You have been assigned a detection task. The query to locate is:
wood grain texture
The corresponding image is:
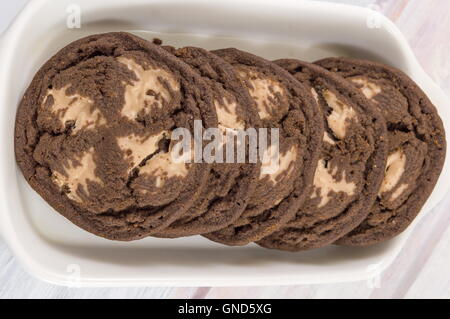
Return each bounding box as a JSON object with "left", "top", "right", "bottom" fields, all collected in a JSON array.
[{"left": 0, "top": 0, "right": 449, "bottom": 299}]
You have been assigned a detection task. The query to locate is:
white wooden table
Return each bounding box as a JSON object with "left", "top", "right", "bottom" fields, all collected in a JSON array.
[{"left": 1, "top": 0, "right": 449, "bottom": 299}]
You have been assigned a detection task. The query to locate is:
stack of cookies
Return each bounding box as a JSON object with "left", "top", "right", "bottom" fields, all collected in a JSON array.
[{"left": 15, "top": 32, "right": 446, "bottom": 251}]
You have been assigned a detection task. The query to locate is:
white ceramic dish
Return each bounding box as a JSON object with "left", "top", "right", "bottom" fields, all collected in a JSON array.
[{"left": 0, "top": 0, "right": 449, "bottom": 287}]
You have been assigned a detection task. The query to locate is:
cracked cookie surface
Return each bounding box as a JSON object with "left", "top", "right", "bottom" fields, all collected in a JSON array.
[
  {"left": 203, "top": 49, "right": 324, "bottom": 246},
  {"left": 316, "top": 57, "right": 446, "bottom": 246},
  {"left": 154, "top": 46, "right": 261, "bottom": 237},
  {"left": 15, "top": 32, "right": 217, "bottom": 241},
  {"left": 258, "top": 60, "right": 388, "bottom": 251}
]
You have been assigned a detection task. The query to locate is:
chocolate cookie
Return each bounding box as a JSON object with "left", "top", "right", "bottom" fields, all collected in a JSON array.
[
  {"left": 258, "top": 59, "right": 388, "bottom": 251},
  {"left": 316, "top": 57, "right": 446, "bottom": 246},
  {"left": 204, "top": 48, "right": 324, "bottom": 246},
  {"left": 154, "top": 46, "right": 261, "bottom": 237},
  {"left": 15, "top": 32, "right": 218, "bottom": 241}
]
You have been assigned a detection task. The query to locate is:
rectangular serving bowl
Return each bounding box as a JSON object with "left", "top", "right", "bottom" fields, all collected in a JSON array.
[{"left": 0, "top": 0, "right": 449, "bottom": 287}]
